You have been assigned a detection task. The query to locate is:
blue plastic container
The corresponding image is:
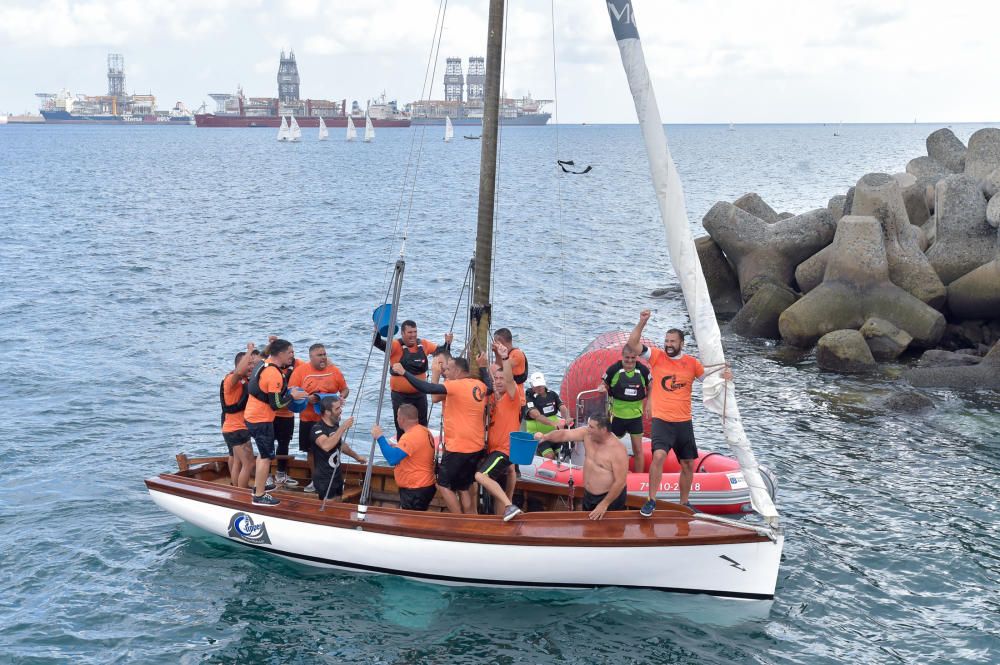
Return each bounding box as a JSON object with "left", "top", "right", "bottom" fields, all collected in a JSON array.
[
  {"left": 312, "top": 392, "right": 341, "bottom": 415},
  {"left": 288, "top": 386, "right": 309, "bottom": 413},
  {"left": 508, "top": 431, "right": 538, "bottom": 465},
  {"left": 373, "top": 304, "right": 399, "bottom": 338}
]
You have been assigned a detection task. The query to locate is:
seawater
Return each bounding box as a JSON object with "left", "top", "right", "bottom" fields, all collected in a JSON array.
[{"left": 0, "top": 122, "right": 997, "bottom": 664}]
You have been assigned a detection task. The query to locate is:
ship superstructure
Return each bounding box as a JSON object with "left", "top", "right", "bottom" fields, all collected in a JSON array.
[
  {"left": 36, "top": 54, "right": 195, "bottom": 125},
  {"left": 196, "top": 50, "right": 410, "bottom": 128},
  {"left": 407, "top": 56, "right": 551, "bottom": 126}
]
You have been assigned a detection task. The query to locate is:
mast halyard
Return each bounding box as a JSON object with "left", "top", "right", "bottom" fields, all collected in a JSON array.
[{"left": 469, "top": 0, "right": 505, "bottom": 369}]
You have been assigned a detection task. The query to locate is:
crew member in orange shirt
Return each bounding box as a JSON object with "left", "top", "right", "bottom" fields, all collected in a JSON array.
[
  {"left": 220, "top": 343, "right": 259, "bottom": 489},
  {"left": 244, "top": 339, "right": 307, "bottom": 506},
  {"left": 374, "top": 319, "right": 453, "bottom": 438},
  {"left": 289, "top": 343, "right": 349, "bottom": 491},
  {"left": 493, "top": 328, "right": 528, "bottom": 396},
  {"left": 626, "top": 310, "right": 730, "bottom": 517},
  {"left": 474, "top": 341, "right": 525, "bottom": 521},
  {"left": 269, "top": 340, "right": 305, "bottom": 489},
  {"left": 392, "top": 353, "right": 489, "bottom": 514},
  {"left": 371, "top": 404, "right": 438, "bottom": 511}
]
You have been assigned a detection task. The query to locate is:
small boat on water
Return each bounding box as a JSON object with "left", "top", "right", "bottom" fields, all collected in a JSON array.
[
  {"left": 318, "top": 116, "right": 329, "bottom": 141},
  {"left": 464, "top": 134, "right": 481, "bottom": 140},
  {"left": 276, "top": 116, "right": 289, "bottom": 141},
  {"left": 363, "top": 114, "right": 375, "bottom": 142},
  {"left": 346, "top": 115, "right": 357, "bottom": 142},
  {"left": 444, "top": 116, "right": 454, "bottom": 142}
]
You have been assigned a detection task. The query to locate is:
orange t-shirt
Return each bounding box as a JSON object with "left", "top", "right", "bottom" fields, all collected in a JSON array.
[
  {"left": 221, "top": 372, "right": 248, "bottom": 433},
  {"left": 441, "top": 377, "right": 488, "bottom": 453},
  {"left": 644, "top": 347, "right": 704, "bottom": 422},
  {"left": 244, "top": 364, "right": 285, "bottom": 424},
  {"left": 289, "top": 362, "right": 348, "bottom": 423},
  {"left": 394, "top": 424, "right": 437, "bottom": 489},
  {"left": 508, "top": 347, "right": 528, "bottom": 398},
  {"left": 387, "top": 338, "right": 439, "bottom": 393},
  {"left": 487, "top": 388, "right": 525, "bottom": 455},
  {"left": 274, "top": 358, "right": 303, "bottom": 418}
]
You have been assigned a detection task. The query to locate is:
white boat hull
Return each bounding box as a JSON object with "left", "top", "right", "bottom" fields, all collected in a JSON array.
[{"left": 150, "top": 488, "right": 783, "bottom": 598}]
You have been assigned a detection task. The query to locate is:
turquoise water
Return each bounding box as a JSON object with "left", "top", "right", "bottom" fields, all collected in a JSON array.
[{"left": 1, "top": 122, "right": 997, "bottom": 664}]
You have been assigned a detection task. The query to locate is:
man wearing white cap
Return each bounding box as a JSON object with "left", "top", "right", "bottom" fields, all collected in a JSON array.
[{"left": 524, "top": 371, "right": 573, "bottom": 459}]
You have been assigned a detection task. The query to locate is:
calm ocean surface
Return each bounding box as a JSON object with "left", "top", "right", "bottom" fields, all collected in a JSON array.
[{"left": 1, "top": 122, "right": 997, "bottom": 664}]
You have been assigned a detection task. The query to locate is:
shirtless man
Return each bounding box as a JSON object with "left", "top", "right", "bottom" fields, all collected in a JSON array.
[{"left": 534, "top": 414, "right": 628, "bottom": 520}]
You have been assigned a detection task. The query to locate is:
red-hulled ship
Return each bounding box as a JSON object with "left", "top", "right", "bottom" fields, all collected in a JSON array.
[{"left": 195, "top": 50, "right": 410, "bottom": 128}]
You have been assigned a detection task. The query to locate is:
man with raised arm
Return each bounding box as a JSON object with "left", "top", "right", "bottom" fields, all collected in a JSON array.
[
  {"left": 244, "top": 339, "right": 308, "bottom": 506},
  {"left": 534, "top": 414, "right": 628, "bottom": 520},
  {"left": 391, "top": 353, "right": 491, "bottom": 515},
  {"left": 221, "top": 343, "right": 261, "bottom": 489},
  {"left": 492, "top": 328, "right": 529, "bottom": 394},
  {"left": 371, "top": 403, "right": 437, "bottom": 511},
  {"left": 626, "top": 310, "right": 729, "bottom": 517},
  {"left": 473, "top": 341, "right": 524, "bottom": 521},
  {"left": 374, "top": 319, "right": 453, "bottom": 438}
]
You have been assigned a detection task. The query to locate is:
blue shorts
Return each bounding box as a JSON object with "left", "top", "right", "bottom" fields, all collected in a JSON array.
[{"left": 247, "top": 421, "right": 276, "bottom": 459}]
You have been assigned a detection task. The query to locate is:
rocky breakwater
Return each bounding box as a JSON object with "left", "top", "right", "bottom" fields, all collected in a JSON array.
[{"left": 691, "top": 127, "right": 1000, "bottom": 386}]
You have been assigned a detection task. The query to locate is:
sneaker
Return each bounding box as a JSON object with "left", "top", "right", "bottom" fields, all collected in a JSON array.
[
  {"left": 276, "top": 472, "right": 299, "bottom": 488},
  {"left": 303, "top": 481, "right": 316, "bottom": 493},
  {"left": 264, "top": 476, "right": 277, "bottom": 492},
  {"left": 639, "top": 499, "right": 656, "bottom": 518},
  {"left": 252, "top": 493, "right": 280, "bottom": 506},
  {"left": 683, "top": 501, "right": 698, "bottom": 512},
  {"left": 503, "top": 505, "right": 523, "bottom": 522}
]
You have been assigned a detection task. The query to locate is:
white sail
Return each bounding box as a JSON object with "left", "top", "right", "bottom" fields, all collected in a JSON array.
[
  {"left": 364, "top": 114, "right": 375, "bottom": 142},
  {"left": 318, "top": 116, "right": 329, "bottom": 141},
  {"left": 277, "top": 115, "right": 289, "bottom": 141},
  {"left": 346, "top": 116, "right": 357, "bottom": 141},
  {"left": 289, "top": 115, "right": 302, "bottom": 142},
  {"left": 444, "top": 115, "right": 454, "bottom": 142},
  {"left": 606, "top": 0, "right": 778, "bottom": 524}
]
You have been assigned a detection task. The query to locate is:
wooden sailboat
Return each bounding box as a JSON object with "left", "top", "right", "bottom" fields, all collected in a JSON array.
[{"left": 146, "top": 0, "right": 783, "bottom": 599}]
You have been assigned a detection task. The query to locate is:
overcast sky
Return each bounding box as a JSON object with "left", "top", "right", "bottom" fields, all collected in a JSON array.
[{"left": 1, "top": 0, "right": 998, "bottom": 123}]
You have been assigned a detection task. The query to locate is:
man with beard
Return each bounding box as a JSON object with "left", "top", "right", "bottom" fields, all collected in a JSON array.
[
  {"left": 221, "top": 343, "right": 260, "bottom": 489},
  {"left": 626, "top": 310, "right": 728, "bottom": 517},
  {"left": 289, "top": 343, "right": 350, "bottom": 492}
]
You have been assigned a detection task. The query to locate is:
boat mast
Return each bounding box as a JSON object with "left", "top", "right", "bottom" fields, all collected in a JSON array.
[{"left": 469, "top": 0, "right": 505, "bottom": 368}]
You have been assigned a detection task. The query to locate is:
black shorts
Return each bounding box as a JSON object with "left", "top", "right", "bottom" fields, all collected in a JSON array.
[
  {"left": 298, "top": 420, "right": 316, "bottom": 452},
  {"left": 651, "top": 419, "right": 698, "bottom": 460},
  {"left": 313, "top": 473, "right": 344, "bottom": 499},
  {"left": 223, "top": 429, "right": 251, "bottom": 454},
  {"left": 610, "top": 415, "right": 644, "bottom": 437},
  {"left": 247, "top": 421, "right": 276, "bottom": 459},
  {"left": 535, "top": 441, "right": 565, "bottom": 458},
  {"left": 274, "top": 415, "right": 294, "bottom": 445},
  {"left": 437, "top": 450, "right": 483, "bottom": 491},
  {"left": 583, "top": 488, "right": 628, "bottom": 512},
  {"left": 399, "top": 485, "right": 436, "bottom": 511},
  {"left": 478, "top": 451, "right": 511, "bottom": 485}
]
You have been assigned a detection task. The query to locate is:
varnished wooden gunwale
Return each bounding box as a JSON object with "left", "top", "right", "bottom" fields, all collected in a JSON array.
[{"left": 147, "top": 460, "right": 768, "bottom": 548}]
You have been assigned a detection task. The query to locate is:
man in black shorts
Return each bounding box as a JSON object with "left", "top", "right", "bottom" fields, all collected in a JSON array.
[{"left": 600, "top": 345, "right": 651, "bottom": 473}]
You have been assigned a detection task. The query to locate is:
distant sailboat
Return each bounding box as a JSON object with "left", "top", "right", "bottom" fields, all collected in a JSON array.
[
  {"left": 318, "top": 116, "right": 328, "bottom": 141},
  {"left": 289, "top": 115, "right": 302, "bottom": 142},
  {"left": 277, "top": 116, "right": 290, "bottom": 141},
  {"left": 364, "top": 114, "right": 375, "bottom": 143},
  {"left": 833, "top": 121, "right": 842, "bottom": 137},
  {"left": 728, "top": 122, "right": 735, "bottom": 131},
  {"left": 346, "top": 116, "right": 357, "bottom": 142},
  {"left": 444, "top": 116, "right": 454, "bottom": 142}
]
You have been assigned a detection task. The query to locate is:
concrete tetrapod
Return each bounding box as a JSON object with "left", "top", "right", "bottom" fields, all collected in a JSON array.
[
  {"left": 904, "top": 341, "right": 1000, "bottom": 389},
  {"left": 947, "top": 249, "right": 1000, "bottom": 320},
  {"left": 778, "top": 216, "right": 946, "bottom": 348},
  {"left": 850, "top": 173, "right": 946, "bottom": 308},
  {"left": 926, "top": 128, "right": 966, "bottom": 174},
  {"left": 926, "top": 174, "right": 994, "bottom": 284},
  {"left": 702, "top": 202, "right": 836, "bottom": 301},
  {"left": 964, "top": 128, "right": 1000, "bottom": 181},
  {"left": 733, "top": 193, "right": 780, "bottom": 223},
  {"left": 695, "top": 235, "right": 742, "bottom": 316}
]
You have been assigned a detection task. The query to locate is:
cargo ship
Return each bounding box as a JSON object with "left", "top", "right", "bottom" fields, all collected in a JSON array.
[
  {"left": 195, "top": 51, "right": 410, "bottom": 128},
  {"left": 36, "top": 54, "right": 195, "bottom": 125},
  {"left": 406, "top": 56, "right": 551, "bottom": 126}
]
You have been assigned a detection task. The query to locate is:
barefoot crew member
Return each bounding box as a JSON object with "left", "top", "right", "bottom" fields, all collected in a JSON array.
[
  {"left": 599, "top": 346, "right": 651, "bottom": 473},
  {"left": 534, "top": 414, "right": 628, "bottom": 520},
  {"left": 244, "top": 339, "right": 307, "bottom": 506},
  {"left": 374, "top": 319, "right": 453, "bottom": 439}
]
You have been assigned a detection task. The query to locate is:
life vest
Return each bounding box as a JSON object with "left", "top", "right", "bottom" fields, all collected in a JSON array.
[
  {"left": 248, "top": 361, "right": 289, "bottom": 409},
  {"left": 399, "top": 339, "right": 430, "bottom": 376},
  {"left": 219, "top": 377, "right": 249, "bottom": 414},
  {"left": 609, "top": 365, "right": 648, "bottom": 402}
]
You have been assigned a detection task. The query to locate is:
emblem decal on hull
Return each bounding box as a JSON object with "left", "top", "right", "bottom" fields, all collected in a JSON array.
[
  {"left": 228, "top": 512, "right": 271, "bottom": 545},
  {"left": 719, "top": 555, "right": 746, "bottom": 572}
]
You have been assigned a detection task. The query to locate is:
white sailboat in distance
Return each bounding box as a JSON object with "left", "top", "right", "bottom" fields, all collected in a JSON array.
[
  {"left": 444, "top": 115, "right": 454, "bottom": 142},
  {"left": 289, "top": 115, "right": 302, "bottom": 142},
  {"left": 318, "top": 116, "right": 329, "bottom": 141},
  {"left": 276, "top": 116, "right": 290, "bottom": 141},
  {"left": 346, "top": 116, "right": 357, "bottom": 142},
  {"left": 364, "top": 114, "right": 375, "bottom": 143}
]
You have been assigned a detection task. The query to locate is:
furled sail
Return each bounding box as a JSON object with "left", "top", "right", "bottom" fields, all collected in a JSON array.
[{"left": 606, "top": 0, "right": 778, "bottom": 523}]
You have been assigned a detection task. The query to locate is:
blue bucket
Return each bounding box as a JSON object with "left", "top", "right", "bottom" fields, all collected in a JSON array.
[
  {"left": 312, "top": 392, "right": 341, "bottom": 415},
  {"left": 508, "top": 431, "right": 537, "bottom": 465},
  {"left": 373, "top": 304, "right": 399, "bottom": 338}
]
